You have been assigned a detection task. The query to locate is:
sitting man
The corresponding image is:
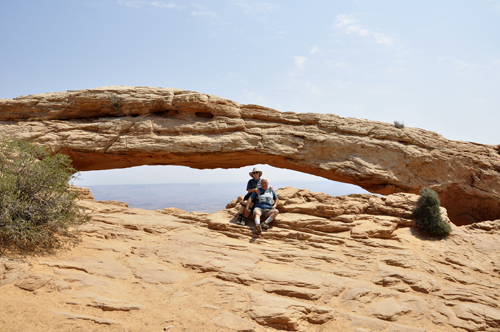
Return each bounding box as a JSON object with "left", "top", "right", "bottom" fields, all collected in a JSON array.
[{"left": 245, "top": 178, "right": 279, "bottom": 233}]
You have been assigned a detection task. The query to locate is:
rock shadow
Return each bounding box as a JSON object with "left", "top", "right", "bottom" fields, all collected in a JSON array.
[
  {"left": 409, "top": 227, "right": 450, "bottom": 242},
  {"left": 227, "top": 215, "right": 266, "bottom": 243}
]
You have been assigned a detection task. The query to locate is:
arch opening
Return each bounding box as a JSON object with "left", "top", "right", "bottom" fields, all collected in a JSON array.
[{"left": 73, "top": 165, "right": 371, "bottom": 213}]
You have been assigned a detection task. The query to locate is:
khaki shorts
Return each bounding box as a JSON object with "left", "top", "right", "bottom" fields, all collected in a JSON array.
[{"left": 253, "top": 207, "right": 278, "bottom": 219}]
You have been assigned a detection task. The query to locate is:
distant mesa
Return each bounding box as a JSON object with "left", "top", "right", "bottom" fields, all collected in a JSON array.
[{"left": 1, "top": 86, "right": 500, "bottom": 225}]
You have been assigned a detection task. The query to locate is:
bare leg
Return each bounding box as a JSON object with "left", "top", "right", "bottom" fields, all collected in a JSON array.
[
  {"left": 243, "top": 202, "right": 254, "bottom": 218},
  {"left": 262, "top": 210, "right": 279, "bottom": 229},
  {"left": 267, "top": 210, "right": 279, "bottom": 220},
  {"left": 254, "top": 210, "right": 262, "bottom": 233},
  {"left": 238, "top": 201, "right": 247, "bottom": 215},
  {"left": 237, "top": 201, "right": 249, "bottom": 224}
]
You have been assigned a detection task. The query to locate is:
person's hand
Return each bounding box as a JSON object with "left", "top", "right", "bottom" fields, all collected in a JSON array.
[{"left": 270, "top": 186, "right": 273, "bottom": 191}]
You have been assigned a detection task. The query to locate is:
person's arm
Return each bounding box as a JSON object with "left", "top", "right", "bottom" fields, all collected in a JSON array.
[{"left": 272, "top": 191, "right": 279, "bottom": 208}]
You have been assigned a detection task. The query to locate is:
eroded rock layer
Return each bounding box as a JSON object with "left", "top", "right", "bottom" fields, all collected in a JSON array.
[
  {"left": 1, "top": 188, "right": 500, "bottom": 332},
  {"left": 1, "top": 86, "right": 500, "bottom": 225}
]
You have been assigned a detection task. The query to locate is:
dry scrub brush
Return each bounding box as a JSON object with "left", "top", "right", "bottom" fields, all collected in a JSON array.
[
  {"left": 0, "top": 138, "right": 90, "bottom": 252},
  {"left": 412, "top": 187, "right": 451, "bottom": 237}
]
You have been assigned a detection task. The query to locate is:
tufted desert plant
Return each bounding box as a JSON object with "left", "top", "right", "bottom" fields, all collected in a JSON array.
[
  {"left": 108, "top": 92, "right": 121, "bottom": 110},
  {"left": 412, "top": 187, "right": 451, "bottom": 237},
  {"left": 394, "top": 120, "right": 405, "bottom": 129},
  {"left": 0, "top": 138, "right": 90, "bottom": 252}
]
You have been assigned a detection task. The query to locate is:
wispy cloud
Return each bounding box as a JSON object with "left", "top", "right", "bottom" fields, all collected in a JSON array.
[
  {"left": 117, "top": 1, "right": 142, "bottom": 8},
  {"left": 373, "top": 33, "right": 393, "bottom": 46},
  {"left": 335, "top": 14, "right": 357, "bottom": 27},
  {"left": 325, "top": 60, "right": 350, "bottom": 69},
  {"left": 335, "top": 14, "right": 395, "bottom": 46},
  {"left": 189, "top": 4, "right": 226, "bottom": 25},
  {"left": 233, "top": 0, "right": 274, "bottom": 14},
  {"left": 191, "top": 5, "right": 218, "bottom": 18},
  {"left": 453, "top": 60, "right": 476, "bottom": 69},
  {"left": 245, "top": 91, "right": 272, "bottom": 105},
  {"left": 117, "top": 0, "right": 183, "bottom": 9},
  {"left": 309, "top": 46, "right": 320, "bottom": 54},
  {"left": 150, "top": 1, "right": 182, "bottom": 8},
  {"left": 440, "top": 57, "right": 478, "bottom": 70},
  {"left": 303, "top": 81, "right": 323, "bottom": 96},
  {"left": 488, "top": 0, "right": 500, "bottom": 12},
  {"left": 293, "top": 56, "right": 307, "bottom": 69}
]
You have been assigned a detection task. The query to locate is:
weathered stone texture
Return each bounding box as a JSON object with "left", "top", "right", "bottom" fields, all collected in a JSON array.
[
  {"left": 2, "top": 86, "right": 500, "bottom": 225},
  {"left": 2, "top": 189, "right": 500, "bottom": 331}
]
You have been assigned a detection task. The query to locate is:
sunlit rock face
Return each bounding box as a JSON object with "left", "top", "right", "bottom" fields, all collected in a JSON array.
[
  {"left": 2, "top": 188, "right": 500, "bottom": 332},
  {"left": 1, "top": 86, "right": 500, "bottom": 225}
]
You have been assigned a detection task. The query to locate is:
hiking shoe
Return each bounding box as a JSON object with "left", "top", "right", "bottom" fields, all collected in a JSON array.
[
  {"left": 237, "top": 215, "right": 244, "bottom": 225},
  {"left": 262, "top": 222, "right": 269, "bottom": 230},
  {"left": 255, "top": 224, "right": 262, "bottom": 233}
]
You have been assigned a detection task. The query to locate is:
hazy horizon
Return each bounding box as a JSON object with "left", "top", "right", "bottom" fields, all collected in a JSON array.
[{"left": 83, "top": 180, "right": 371, "bottom": 213}]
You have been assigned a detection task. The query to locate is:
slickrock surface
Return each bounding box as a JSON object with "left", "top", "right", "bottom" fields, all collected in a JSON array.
[
  {"left": 1, "top": 187, "right": 500, "bottom": 331},
  {"left": 1, "top": 86, "right": 500, "bottom": 225}
]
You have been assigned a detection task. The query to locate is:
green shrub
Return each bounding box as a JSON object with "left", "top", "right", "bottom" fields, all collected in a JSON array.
[
  {"left": 394, "top": 120, "right": 405, "bottom": 129},
  {"left": 412, "top": 187, "right": 451, "bottom": 237},
  {"left": 0, "top": 138, "right": 90, "bottom": 252},
  {"left": 108, "top": 93, "right": 121, "bottom": 110}
]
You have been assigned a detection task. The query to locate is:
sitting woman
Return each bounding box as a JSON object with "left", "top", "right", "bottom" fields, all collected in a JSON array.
[{"left": 236, "top": 167, "right": 262, "bottom": 225}]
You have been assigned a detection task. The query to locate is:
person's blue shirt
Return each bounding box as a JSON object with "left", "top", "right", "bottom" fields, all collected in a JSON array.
[
  {"left": 247, "top": 178, "right": 261, "bottom": 191},
  {"left": 244, "top": 178, "right": 261, "bottom": 200},
  {"left": 250, "top": 188, "right": 277, "bottom": 209}
]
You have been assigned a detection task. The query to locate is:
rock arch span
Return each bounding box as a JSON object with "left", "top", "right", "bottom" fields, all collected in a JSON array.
[{"left": 1, "top": 86, "right": 500, "bottom": 226}]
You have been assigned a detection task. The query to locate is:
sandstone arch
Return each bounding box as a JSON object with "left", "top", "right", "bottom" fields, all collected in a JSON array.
[{"left": 1, "top": 86, "right": 500, "bottom": 226}]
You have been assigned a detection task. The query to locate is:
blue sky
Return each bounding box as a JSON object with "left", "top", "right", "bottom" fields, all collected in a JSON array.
[{"left": 1, "top": 0, "right": 499, "bottom": 188}]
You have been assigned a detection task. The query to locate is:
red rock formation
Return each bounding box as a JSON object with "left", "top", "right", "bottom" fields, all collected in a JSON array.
[
  {"left": 1, "top": 86, "right": 500, "bottom": 225},
  {"left": 2, "top": 188, "right": 500, "bottom": 331}
]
